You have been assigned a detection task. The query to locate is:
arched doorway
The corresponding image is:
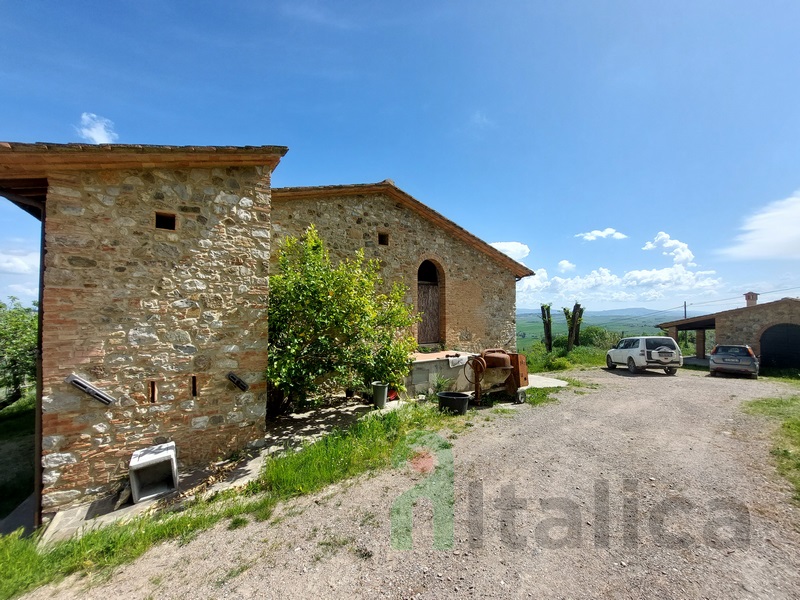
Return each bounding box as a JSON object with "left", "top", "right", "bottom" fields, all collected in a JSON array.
[
  {"left": 417, "top": 260, "right": 441, "bottom": 344},
  {"left": 760, "top": 323, "right": 800, "bottom": 369}
]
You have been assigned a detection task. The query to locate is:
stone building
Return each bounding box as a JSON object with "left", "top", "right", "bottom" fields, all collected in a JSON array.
[
  {"left": 658, "top": 293, "right": 800, "bottom": 367},
  {"left": 272, "top": 181, "right": 534, "bottom": 352},
  {"left": 0, "top": 142, "right": 286, "bottom": 517},
  {"left": 0, "top": 144, "right": 532, "bottom": 520}
]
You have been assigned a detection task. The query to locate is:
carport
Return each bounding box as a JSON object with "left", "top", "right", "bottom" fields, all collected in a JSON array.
[
  {"left": 659, "top": 294, "right": 800, "bottom": 368},
  {"left": 657, "top": 314, "right": 716, "bottom": 360}
]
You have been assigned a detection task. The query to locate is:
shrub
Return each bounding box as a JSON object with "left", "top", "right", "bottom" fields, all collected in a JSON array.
[
  {"left": 546, "top": 356, "right": 572, "bottom": 371},
  {"left": 0, "top": 298, "right": 37, "bottom": 405},
  {"left": 266, "top": 226, "right": 417, "bottom": 413}
]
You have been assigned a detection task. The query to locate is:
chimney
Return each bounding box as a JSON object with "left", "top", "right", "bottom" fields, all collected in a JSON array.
[{"left": 744, "top": 291, "right": 758, "bottom": 307}]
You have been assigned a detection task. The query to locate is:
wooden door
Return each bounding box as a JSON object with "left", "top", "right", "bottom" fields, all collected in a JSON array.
[{"left": 418, "top": 282, "right": 440, "bottom": 344}]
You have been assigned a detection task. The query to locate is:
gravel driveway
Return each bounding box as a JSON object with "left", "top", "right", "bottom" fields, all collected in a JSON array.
[{"left": 27, "top": 368, "right": 800, "bottom": 599}]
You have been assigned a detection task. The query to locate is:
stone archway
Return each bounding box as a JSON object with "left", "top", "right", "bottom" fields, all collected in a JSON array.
[{"left": 760, "top": 323, "right": 800, "bottom": 369}]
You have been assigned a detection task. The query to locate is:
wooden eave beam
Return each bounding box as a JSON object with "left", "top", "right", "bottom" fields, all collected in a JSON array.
[{"left": 0, "top": 143, "right": 288, "bottom": 178}]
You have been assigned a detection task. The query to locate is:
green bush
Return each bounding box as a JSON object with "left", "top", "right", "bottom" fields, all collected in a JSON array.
[
  {"left": 266, "top": 226, "right": 418, "bottom": 412},
  {"left": 546, "top": 356, "right": 572, "bottom": 371},
  {"left": 0, "top": 298, "right": 37, "bottom": 405},
  {"left": 579, "top": 325, "right": 620, "bottom": 349}
]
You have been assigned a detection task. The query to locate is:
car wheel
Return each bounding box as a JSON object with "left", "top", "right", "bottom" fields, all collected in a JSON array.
[
  {"left": 751, "top": 373, "right": 758, "bottom": 380},
  {"left": 665, "top": 367, "right": 677, "bottom": 375},
  {"left": 627, "top": 358, "right": 638, "bottom": 374},
  {"left": 606, "top": 355, "right": 616, "bottom": 370},
  {"left": 709, "top": 369, "right": 717, "bottom": 377}
]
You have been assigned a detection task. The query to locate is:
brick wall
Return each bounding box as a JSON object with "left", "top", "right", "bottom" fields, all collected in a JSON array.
[
  {"left": 271, "top": 191, "right": 518, "bottom": 353},
  {"left": 715, "top": 299, "right": 800, "bottom": 356},
  {"left": 40, "top": 166, "right": 272, "bottom": 510}
]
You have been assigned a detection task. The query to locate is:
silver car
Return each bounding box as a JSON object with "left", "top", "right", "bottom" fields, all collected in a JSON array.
[{"left": 709, "top": 345, "right": 759, "bottom": 379}]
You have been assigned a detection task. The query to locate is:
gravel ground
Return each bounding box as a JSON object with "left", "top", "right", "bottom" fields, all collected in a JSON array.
[{"left": 25, "top": 368, "right": 800, "bottom": 599}]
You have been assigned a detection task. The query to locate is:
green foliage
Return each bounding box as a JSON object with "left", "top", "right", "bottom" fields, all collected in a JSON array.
[
  {"left": 524, "top": 387, "right": 559, "bottom": 406},
  {"left": 0, "top": 390, "right": 35, "bottom": 439},
  {"left": 0, "top": 390, "right": 35, "bottom": 519},
  {"left": 524, "top": 342, "right": 607, "bottom": 373},
  {"left": 579, "top": 325, "right": 620, "bottom": 349},
  {"left": 744, "top": 396, "right": 800, "bottom": 502},
  {"left": 0, "top": 298, "right": 38, "bottom": 405},
  {"left": 266, "top": 226, "right": 418, "bottom": 410}
]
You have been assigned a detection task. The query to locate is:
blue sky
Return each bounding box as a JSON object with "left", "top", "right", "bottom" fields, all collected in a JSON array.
[{"left": 2, "top": 1, "right": 800, "bottom": 313}]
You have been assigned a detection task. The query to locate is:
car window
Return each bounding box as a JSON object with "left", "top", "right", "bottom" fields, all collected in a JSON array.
[
  {"left": 629, "top": 339, "right": 640, "bottom": 349},
  {"left": 645, "top": 338, "right": 676, "bottom": 350}
]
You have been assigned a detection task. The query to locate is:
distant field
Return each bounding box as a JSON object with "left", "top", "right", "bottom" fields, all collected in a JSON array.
[{"left": 516, "top": 311, "right": 663, "bottom": 352}]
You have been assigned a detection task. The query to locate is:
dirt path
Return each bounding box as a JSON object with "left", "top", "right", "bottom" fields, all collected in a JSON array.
[{"left": 26, "top": 369, "right": 800, "bottom": 599}]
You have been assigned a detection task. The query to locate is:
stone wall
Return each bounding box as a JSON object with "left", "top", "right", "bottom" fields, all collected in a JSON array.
[
  {"left": 271, "top": 191, "right": 518, "bottom": 353},
  {"left": 716, "top": 299, "right": 800, "bottom": 356},
  {"left": 40, "top": 166, "right": 272, "bottom": 510}
]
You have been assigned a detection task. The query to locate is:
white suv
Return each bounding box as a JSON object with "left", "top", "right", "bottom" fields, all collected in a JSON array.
[{"left": 606, "top": 336, "right": 683, "bottom": 375}]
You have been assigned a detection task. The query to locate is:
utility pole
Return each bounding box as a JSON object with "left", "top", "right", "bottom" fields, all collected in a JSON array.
[{"left": 683, "top": 301, "right": 688, "bottom": 348}]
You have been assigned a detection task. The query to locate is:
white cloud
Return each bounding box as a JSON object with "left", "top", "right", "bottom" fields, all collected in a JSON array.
[
  {"left": 0, "top": 250, "right": 39, "bottom": 274},
  {"left": 470, "top": 110, "right": 494, "bottom": 129},
  {"left": 557, "top": 259, "right": 576, "bottom": 273},
  {"left": 642, "top": 231, "right": 696, "bottom": 266},
  {"left": 575, "top": 227, "right": 627, "bottom": 241},
  {"left": 490, "top": 241, "right": 530, "bottom": 261},
  {"left": 718, "top": 193, "right": 800, "bottom": 260},
  {"left": 517, "top": 263, "right": 721, "bottom": 308},
  {"left": 8, "top": 283, "right": 39, "bottom": 298},
  {"left": 280, "top": 3, "right": 354, "bottom": 29},
  {"left": 76, "top": 113, "right": 118, "bottom": 144}
]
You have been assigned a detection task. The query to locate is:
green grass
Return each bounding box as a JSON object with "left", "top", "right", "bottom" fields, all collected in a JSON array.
[
  {"left": 744, "top": 396, "right": 800, "bottom": 502},
  {"left": 0, "top": 391, "right": 36, "bottom": 519},
  {"left": 524, "top": 387, "right": 560, "bottom": 406},
  {"left": 0, "top": 391, "right": 35, "bottom": 440},
  {"left": 524, "top": 342, "right": 607, "bottom": 373}
]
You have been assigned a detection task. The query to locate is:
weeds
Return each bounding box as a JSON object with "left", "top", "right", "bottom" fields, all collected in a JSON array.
[
  {"left": 555, "top": 377, "right": 599, "bottom": 389},
  {"left": 525, "top": 343, "right": 606, "bottom": 373},
  {"left": 744, "top": 396, "right": 800, "bottom": 502},
  {"left": 228, "top": 516, "right": 248, "bottom": 530},
  {"left": 525, "top": 387, "right": 560, "bottom": 407}
]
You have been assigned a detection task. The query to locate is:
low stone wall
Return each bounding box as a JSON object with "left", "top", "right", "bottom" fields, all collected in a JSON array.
[{"left": 40, "top": 166, "right": 272, "bottom": 510}]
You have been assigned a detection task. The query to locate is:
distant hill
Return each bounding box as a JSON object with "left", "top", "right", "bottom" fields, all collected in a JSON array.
[
  {"left": 518, "top": 307, "right": 701, "bottom": 320},
  {"left": 514, "top": 306, "right": 702, "bottom": 351}
]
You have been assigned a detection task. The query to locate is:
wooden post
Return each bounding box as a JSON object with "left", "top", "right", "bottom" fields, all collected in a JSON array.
[{"left": 541, "top": 304, "right": 553, "bottom": 352}]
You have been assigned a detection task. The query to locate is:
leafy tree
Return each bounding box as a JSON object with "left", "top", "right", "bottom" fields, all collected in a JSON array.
[
  {"left": 266, "top": 226, "right": 417, "bottom": 415},
  {"left": 0, "top": 297, "right": 38, "bottom": 405},
  {"left": 579, "top": 325, "right": 620, "bottom": 349}
]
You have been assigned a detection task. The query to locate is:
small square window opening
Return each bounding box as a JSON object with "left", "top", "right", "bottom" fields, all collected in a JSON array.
[
  {"left": 155, "top": 212, "right": 176, "bottom": 230},
  {"left": 378, "top": 232, "right": 389, "bottom": 246}
]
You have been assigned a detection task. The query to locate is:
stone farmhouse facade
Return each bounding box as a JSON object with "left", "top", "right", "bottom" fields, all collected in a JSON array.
[
  {"left": 0, "top": 143, "right": 532, "bottom": 519},
  {"left": 659, "top": 293, "right": 800, "bottom": 367},
  {"left": 272, "top": 181, "right": 533, "bottom": 353}
]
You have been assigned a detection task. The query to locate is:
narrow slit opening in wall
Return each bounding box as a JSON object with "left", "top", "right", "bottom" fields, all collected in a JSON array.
[
  {"left": 191, "top": 375, "right": 198, "bottom": 397},
  {"left": 378, "top": 232, "right": 389, "bottom": 246},
  {"left": 149, "top": 380, "right": 158, "bottom": 404},
  {"left": 155, "top": 212, "right": 176, "bottom": 230}
]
